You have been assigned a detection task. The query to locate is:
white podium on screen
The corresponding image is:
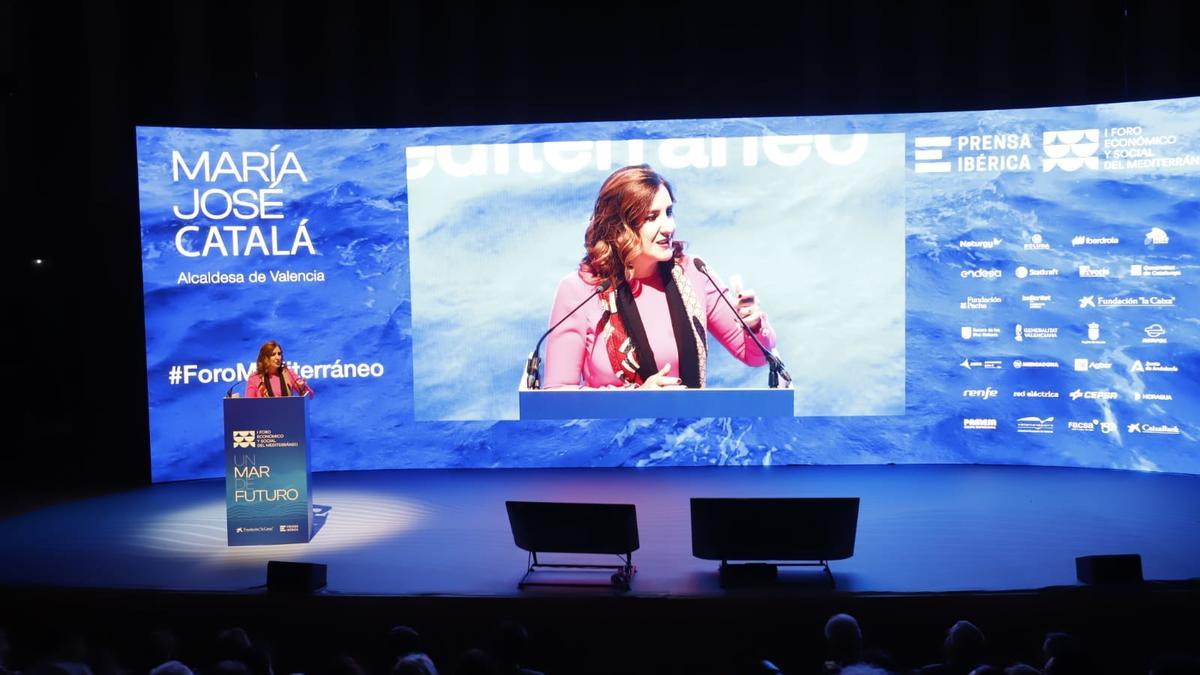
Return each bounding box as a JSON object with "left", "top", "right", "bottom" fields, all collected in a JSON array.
[{"left": 518, "top": 378, "right": 794, "bottom": 420}]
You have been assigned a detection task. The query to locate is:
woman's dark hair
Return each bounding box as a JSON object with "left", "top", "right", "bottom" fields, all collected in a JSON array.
[
  {"left": 581, "top": 164, "right": 683, "bottom": 286},
  {"left": 254, "top": 340, "right": 290, "bottom": 396}
]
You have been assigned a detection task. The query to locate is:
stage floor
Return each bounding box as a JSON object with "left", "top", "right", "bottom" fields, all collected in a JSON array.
[{"left": 2, "top": 464, "right": 1198, "bottom": 596}]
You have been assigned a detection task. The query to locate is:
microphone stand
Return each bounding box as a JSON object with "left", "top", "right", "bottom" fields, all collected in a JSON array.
[
  {"left": 524, "top": 351, "right": 542, "bottom": 391},
  {"left": 693, "top": 259, "right": 792, "bottom": 389},
  {"left": 526, "top": 279, "right": 611, "bottom": 390},
  {"left": 281, "top": 363, "right": 313, "bottom": 398}
]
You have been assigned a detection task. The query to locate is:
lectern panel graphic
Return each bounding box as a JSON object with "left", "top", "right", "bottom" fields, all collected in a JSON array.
[{"left": 223, "top": 397, "right": 313, "bottom": 545}]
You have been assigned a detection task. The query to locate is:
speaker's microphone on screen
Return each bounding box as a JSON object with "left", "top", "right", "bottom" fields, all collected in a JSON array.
[
  {"left": 525, "top": 278, "right": 612, "bottom": 390},
  {"left": 693, "top": 257, "right": 792, "bottom": 387}
]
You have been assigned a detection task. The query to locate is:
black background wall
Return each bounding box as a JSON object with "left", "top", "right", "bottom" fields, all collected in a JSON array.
[{"left": 4, "top": 0, "right": 1198, "bottom": 490}]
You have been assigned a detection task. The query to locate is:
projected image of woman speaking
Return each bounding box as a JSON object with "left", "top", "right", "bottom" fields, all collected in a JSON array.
[{"left": 544, "top": 165, "right": 778, "bottom": 389}]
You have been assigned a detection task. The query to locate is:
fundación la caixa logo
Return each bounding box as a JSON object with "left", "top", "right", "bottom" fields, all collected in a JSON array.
[{"left": 232, "top": 430, "right": 256, "bottom": 448}]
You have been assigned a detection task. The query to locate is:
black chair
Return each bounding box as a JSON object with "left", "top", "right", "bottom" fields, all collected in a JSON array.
[
  {"left": 505, "top": 501, "right": 639, "bottom": 590},
  {"left": 690, "top": 497, "right": 860, "bottom": 587}
]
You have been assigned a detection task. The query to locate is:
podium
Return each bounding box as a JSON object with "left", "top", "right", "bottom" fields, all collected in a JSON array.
[
  {"left": 518, "top": 381, "right": 794, "bottom": 420},
  {"left": 223, "top": 397, "right": 313, "bottom": 546}
]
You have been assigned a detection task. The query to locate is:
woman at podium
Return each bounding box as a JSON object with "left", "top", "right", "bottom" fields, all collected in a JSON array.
[
  {"left": 544, "top": 165, "right": 776, "bottom": 389},
  {"left": 245, "top": 340, "right": 314, "bottom": 398}
]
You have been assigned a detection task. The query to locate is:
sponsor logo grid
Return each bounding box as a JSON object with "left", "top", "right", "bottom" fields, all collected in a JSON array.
[{"left": 940, "top": 125, "right": 1187, "bottom": 436}]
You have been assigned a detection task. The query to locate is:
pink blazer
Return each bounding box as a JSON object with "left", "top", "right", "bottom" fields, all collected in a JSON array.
[
  {"left": 245, "top": 370, "right": 315, "bottom": 399},
  {"left": 544, "top": 258, "right": 777, "bottom": 389}
]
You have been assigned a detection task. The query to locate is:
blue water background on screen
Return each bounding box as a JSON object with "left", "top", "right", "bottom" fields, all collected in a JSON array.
[{"left": 138, "top": 98, "right": 1200, "bottom": 480}]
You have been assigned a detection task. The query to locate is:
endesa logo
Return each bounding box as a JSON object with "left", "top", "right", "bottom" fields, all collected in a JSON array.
[{"left": 961, "top": 268, "right": 1002, "bottom": 279}]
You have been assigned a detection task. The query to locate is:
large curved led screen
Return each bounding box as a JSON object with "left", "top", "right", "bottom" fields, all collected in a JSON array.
[{"left": 138, "top": 97, "right": 1199, "bottom": 481}]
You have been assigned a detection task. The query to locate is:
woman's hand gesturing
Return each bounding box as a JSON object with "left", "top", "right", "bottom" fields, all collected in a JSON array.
[{"left": 640, "top": 363, "right": 684, "bottom": 389}]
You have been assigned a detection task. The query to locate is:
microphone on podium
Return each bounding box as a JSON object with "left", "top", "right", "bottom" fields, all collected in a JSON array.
[
  {"left": 693, "top": 258, "right": 792, "bottom": 389},
  {"left": 281, "top": 364, "right": 314, "bottom": 398},
  {"left": 525, "top": 278, "right": 612, "bottom": 390}
]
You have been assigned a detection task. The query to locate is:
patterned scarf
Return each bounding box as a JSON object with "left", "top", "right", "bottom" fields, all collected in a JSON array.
[{"left": 597, "top": 260, "right": 708, "bottom": 387}]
